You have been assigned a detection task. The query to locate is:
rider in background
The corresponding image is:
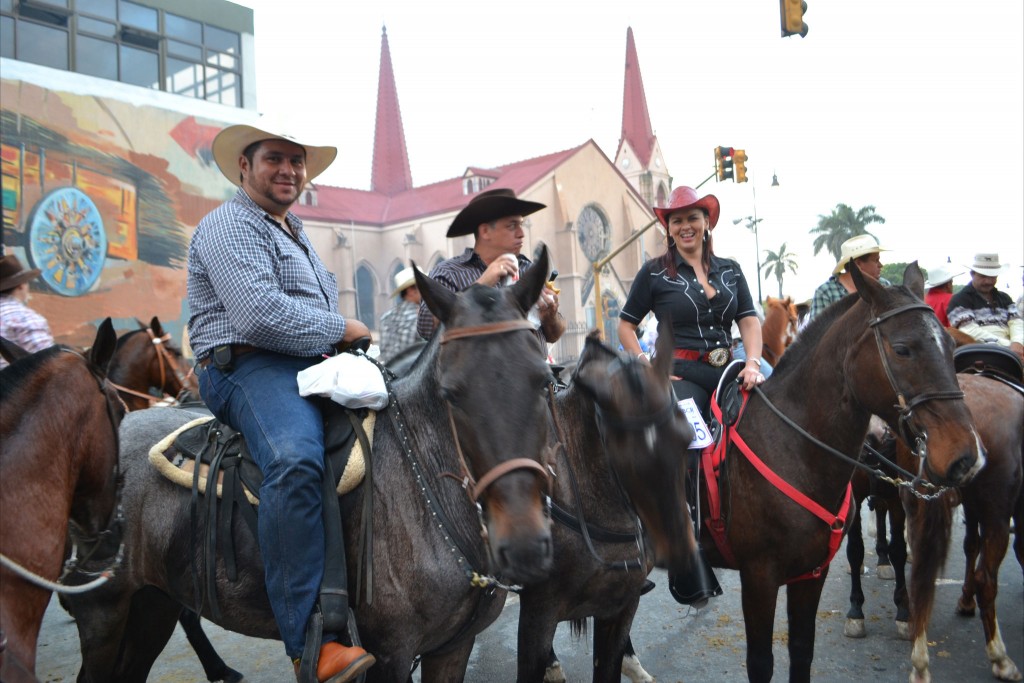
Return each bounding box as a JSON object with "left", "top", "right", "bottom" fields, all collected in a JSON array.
[
  {"left": 0, "top": 254, "right": 53, "bottom": 370},
  {"left": 948, "top": 252, "right": 1024, "bottom": 363},
  {"left": 923, "top": 262, "right": 962, "bottom": 327},
  {"left": 806, "top": 234, "right": 890, "bottom": 326},
  {"left": 378, "top": 265, "right": 423, "bottom": 365}
]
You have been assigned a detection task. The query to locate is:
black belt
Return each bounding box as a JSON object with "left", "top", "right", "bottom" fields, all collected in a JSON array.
[{"left": 198, "top": 344, "right": 259, "bottom": 368}]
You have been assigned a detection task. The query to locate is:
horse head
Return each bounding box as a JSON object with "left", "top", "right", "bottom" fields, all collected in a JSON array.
[
  {"left": 414, "top": 246, "right": 555, "bottom": 584},
  {"left": 110, "top": 318, "right": 197, "bottom": 408},
  {"left": 572, "top": 315, "right": 700, "bottom": 576},
  {"left": 847, "top": 261, "right": 984, "bottom": 486}
]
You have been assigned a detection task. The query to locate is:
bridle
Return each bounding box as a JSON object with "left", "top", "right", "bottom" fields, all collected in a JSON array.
[
  {"left": 0, "top": 348, "right": 126, "bottom": 593},
  {"left": 440, "top": 319, "right": 553, "bottom": 503},
  {"left": 866, "top": 302, "right": 965, "bottom": 462},
  {"left": 108, "top": 328, "right": 193, "bottom": 408}
]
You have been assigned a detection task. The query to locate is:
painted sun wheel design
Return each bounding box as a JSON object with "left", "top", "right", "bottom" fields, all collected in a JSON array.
[
  {"left": 26, "top": 187, "right": 107, "bottom": 297},
  {"left": 577, "top": 205, "right": 610, "bottom": 263}
]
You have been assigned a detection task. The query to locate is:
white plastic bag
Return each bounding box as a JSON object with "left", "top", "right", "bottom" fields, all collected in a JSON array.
[{"left": 296, "top": 353, "right": 389, "bottom": 410}]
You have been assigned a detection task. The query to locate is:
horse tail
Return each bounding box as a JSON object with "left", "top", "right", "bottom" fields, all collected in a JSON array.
[
  {"left": 568, "top": 618, "right": 588, "bottom": 641},
  {"left": 906, "top": 488, "right": 957, "bottom": 640}
]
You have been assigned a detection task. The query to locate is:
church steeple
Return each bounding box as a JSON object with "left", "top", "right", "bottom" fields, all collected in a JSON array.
[
  {"left": 371, "top": 26, "right": 413, "bottom": 196},
  {"left": 619, "top": 26, "right": 654, "bottom": 168},
  {"left": 614, "top": 27, "right": 671, "bottom": 208}
]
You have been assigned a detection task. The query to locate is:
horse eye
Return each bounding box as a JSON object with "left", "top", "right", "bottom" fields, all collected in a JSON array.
[{"left": 892, "top": 343, "right": 911, "bottom": 358}]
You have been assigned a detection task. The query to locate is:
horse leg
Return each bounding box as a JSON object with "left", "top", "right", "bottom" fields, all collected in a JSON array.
[
  {"left": 544, "top": 645, "right": 566, "bottom": 683},
  {"left": 845, "top": 505, "right": 868, "bottom": 638},
  {"left": 515, "top": 594, "right": 560, "bottom": 683},
  {"left": 957, "top": 505, "right": 980, "bottom": 615},
  {"left": 110, "top": 587, "right": 186, "bottom": 683},
  {"left": 178, "top": 609, "right": 245, "bottom": 683},
  {"left": 72, "top": 590, "right": 135, "bottom": 683},
  {"left": 739, "top": 569, "right": 780, "bottom": 683},
  {"left": 620, "top": 636, "right": 654, "bottom": 683},
  {"left": 887, "top": 500, "right": 911, "bottom": 640},
  {"left": 974, "top": 515, "right": 1021, "bottom": 681},
  {"left": 418, "top": 636, "right": 474, "bottom": 683},
  {"left": 592, "top": 604, "right": 637, "bottom": 683},
  {"left": 786, "top": 574, "right": 828, "bottom": 683},
  {"left": 875, "top": 502, "right": 896, "bottom": 580}
]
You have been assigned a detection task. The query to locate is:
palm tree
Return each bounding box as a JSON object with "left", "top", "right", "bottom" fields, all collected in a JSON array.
[
  {"left": 809, "top": 204, "right": 886, "bottom": 260},
  {"left": 762, "top": 243, "right": 799, "bottom": 298}
]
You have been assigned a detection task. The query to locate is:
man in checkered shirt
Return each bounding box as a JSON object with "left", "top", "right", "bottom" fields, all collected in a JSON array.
[
  {"left": 187, "top": 122, "right": 374, "bottom": 682},
  {"left": 0, "top": 254, "right": 53, "bottom": 369}
]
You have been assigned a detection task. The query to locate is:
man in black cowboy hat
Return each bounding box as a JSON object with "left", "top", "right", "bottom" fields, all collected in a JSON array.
[
  {"left": 415, "top": 187, "right": 565, "bottom": 343},
  {"left": 0, "top": 254, "right": 53, "bottom": 369}
]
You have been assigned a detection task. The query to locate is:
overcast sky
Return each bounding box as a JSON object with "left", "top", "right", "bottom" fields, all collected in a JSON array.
[{"left": 231, "top": 0, "right": 1023, "bottom": 302}]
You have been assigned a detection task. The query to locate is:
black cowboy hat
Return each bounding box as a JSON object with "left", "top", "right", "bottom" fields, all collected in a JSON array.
[
  {"left": 446, "top": 188, "right": 546, "bottom": 238},
  {"left": 0, "top": 254, "right": 41, "bottom": 292}
]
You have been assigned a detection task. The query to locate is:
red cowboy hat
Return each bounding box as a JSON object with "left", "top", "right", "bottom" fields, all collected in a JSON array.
[
  {"left": 447, "top": 188, "right": 546, "bottom": 238},
  {"left": 653, "top": 186, "right": 720, "bottom": 230}
]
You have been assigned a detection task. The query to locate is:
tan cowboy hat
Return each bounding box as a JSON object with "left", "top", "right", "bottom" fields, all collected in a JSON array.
[
  {"left": 965, "top": 252, "right": 1008, "bottom": 277},
  {"left": 653, "top": 186, "right": 720, "bottom": 229},
  {"left": 447, "top": 188, "right": 546, "bottom": 238},
  {"left": 924, "top": 263, "right": 963, "bottom": 289},
  {"left": 212, "top": 121, "right": 337, "bottom": 187},
  {"left": 0, "top": 254, "right": 41, "bottom": 292},
  {"left": 390, "top": 266, "right": 423, "bottom": 297},
  {"left": 832, "top": 235, "right": 888, "bottom": 275}
]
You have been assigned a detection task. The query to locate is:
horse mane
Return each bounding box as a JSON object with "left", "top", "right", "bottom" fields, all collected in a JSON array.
[
  {"left": 772, "top": 294, "right": 859, "bottom": 374},
  {"left": 114, "top": 328, "right": 146, "bottom": 351},
  {"left": 0, "top": 345, "right": 67, "bottom": 398}
]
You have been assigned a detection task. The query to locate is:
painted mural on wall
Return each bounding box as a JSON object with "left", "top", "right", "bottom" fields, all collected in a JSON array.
[{"left": 0, "top": 75, "right": 239, "bottom": 350}]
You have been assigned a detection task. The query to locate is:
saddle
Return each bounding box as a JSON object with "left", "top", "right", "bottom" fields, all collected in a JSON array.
[{"left": 953, "top": 343, "right": 1024, "bottom": 393}]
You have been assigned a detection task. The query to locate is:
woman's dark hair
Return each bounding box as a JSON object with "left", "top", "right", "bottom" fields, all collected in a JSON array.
[{"left": 656, "top": 208, "right": 714, "bottom": 277}]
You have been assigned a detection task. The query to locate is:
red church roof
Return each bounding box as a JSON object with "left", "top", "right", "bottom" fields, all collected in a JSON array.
[
  {"left": 295, "top": 144, "right": 585, "bottom": 227},
  {"left": 370, "top": 26, "right": 413, "bottom": 196},
  {"left": 619, "top": 27, "right": 656, "bottom": 167}
]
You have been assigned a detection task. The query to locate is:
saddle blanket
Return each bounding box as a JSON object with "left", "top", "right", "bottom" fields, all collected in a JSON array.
[{"left": 147, "top": 413, "right": 374, "bottom": 503}]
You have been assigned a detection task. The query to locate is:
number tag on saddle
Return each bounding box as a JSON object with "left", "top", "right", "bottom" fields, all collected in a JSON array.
[{"left": 678, "top": 398, "right": 714, "bottom": 449}]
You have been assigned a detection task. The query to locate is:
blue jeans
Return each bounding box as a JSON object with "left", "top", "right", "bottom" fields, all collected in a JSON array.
[
  {"left": 198, "top": 351, "right": 330, "bottom": 658},
  {"left": 732, "top": 340, "right": 774, "bottom": 378}
]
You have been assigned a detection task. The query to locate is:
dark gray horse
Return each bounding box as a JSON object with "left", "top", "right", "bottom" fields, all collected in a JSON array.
[{"left": 67, "top": 250, "right": 558, "bottom": 682}]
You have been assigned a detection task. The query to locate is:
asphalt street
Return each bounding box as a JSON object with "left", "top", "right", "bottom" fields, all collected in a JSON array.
[{"left": 34, "top": 503, "right": 1023, "bottom": 682}]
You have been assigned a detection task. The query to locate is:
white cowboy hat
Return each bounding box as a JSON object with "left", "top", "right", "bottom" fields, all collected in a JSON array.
[
  {"left": 832, "top": 235, "right": 888, "bottom": 275},
  {"left": 390, "top": 266, "right": 423, "bottom": 297},
  {"left": 924, "top": 263, "right": 963, "bottom": 289},
  {"left": 212, "top": 121, "right": 337, "bottom": 187},
  {"left": 965, "top": 252, "right": 1008, "bottom": 277}
]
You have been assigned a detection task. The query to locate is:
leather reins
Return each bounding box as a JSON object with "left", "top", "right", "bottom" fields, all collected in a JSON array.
[{"left": 108, "top": 328, "right": 191, "bottom": 408}]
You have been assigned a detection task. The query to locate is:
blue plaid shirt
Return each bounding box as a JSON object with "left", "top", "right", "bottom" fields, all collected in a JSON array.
[{"left": 187, "top": 189, "right": 345, "bottom": 361}]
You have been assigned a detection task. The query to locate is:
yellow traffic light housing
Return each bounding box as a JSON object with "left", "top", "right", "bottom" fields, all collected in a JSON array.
[
  {"left": 714, "top": 146, "right": 734, "bottom": 182},
  {"left": 780, "top": 0, "right": 808, "bottom": 38},
  {"left": 733, "top": 149, "right": 748, "bottom": 183}
]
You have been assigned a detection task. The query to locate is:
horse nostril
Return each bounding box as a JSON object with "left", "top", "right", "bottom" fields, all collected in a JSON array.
[{"left": 946, "top": 453, "right": 978, "bottom": 486}]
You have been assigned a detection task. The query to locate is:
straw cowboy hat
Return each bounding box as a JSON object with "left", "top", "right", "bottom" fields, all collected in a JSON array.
[
  {"left": 924, "top": 263, "right": 962, "bottom": 289},
  {"left": 832, "top": 235, "right": 888, "bottom": 275},
  {"left": 965, "top": 253, "right": 1008, "bottom": 277},
  {"left": 446, "top": 188, "right": 546, "bottom": 238},
  {"left": 653, "top": 186, "right": 720, "bottom": 230},
  {"left": 390, "top": 266, "right": 423, "bottom": 297},
  {"left": 212, "top": 121, "right": 337, "bottom": 187},
  {"left": 0, "top": 254, "right": 41, "bottom": 292}
]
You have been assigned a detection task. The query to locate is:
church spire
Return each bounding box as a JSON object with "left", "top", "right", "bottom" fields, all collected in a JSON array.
[
  {"left": 619, "top": 26, "right": 655, "bottom": 167},
  {"left": 371, "top": 26, "right": 412, "bottom": 196}
]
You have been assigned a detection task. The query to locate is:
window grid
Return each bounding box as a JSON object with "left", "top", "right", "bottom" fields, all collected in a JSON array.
[{"left": 0, "top": 0, "right": 242, "bottom": 107}]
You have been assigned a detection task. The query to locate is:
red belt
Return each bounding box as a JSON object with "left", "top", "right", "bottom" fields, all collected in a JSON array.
[{"left": 673, "top": 347, "right": 732, "bottom": 367}]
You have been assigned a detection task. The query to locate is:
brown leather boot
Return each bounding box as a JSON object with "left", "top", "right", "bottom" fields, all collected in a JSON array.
[{"left": 293, "top": 642, "right": 375, "bottom": 683}]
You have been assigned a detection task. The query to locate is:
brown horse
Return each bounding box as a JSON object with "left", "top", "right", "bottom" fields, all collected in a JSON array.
[
  {"left": 761, "top": 295, "right": 798, "bottom": 367},
  {"left": 642, "top": 262, "right": 983, "bottom": 682},
  {"left": 519, "top": 321, "right": 696, "bottom": 683},
  {"left": 65, "top": 250, "right": 559, "bottom": 682},
  {"left": 0, "top": 320, "right": 124, "bottom": 682},
  {"left": 879, "top": 373, "right": 1022, "bottom": 683},
  {"left": 108, "top": 317, "right": 198, "bottom": 410}
]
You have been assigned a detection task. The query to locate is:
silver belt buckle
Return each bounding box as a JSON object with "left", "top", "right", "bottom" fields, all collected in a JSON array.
[{"left": 707, "top": 348, "right": 730, "bottom": 367}]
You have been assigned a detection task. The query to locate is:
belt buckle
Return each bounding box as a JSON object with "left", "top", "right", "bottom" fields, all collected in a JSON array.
[{"left": 707, "top": 348, "right": 730, "bottom": 367}]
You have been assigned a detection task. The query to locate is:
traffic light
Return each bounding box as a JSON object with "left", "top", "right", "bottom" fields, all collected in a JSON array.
[
  {"left": 780, "top": 0, "right": 808, "bottom": 38},
  {"left": 714, "top": 146, "right": 734, "bottom": 182},
  {"left": 733, "top": 149, "right": 748, "bottom": 183}
]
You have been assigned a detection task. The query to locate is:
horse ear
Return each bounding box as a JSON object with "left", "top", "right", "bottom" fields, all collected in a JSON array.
[
  {"left": 150, "top": 316, "right": 164, "bottom": 337},
  {"left": 849, "top": 260, "right": 884, "bottom": 308},
  {"left": 903, "top": 262, "right": 925, "bottom": 299},
  {"left": 89, "top": 318, "right": 118, "bottom": 376},
  {"left": 653, "top": 314, "right": 673, "bottom": 378},
  {"left": 512, "top": 243, "right": 549, "bottom": 316},
  {"left": 413, "top": 260, "right": 456, "bottom": 325},
  {"left": 0, "top": 336, "right": 30, "bottom": 365}
]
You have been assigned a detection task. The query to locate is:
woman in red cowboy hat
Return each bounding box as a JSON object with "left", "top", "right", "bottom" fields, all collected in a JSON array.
[{"left": 617, "top": 186, "right": 764, "bottom": 607}]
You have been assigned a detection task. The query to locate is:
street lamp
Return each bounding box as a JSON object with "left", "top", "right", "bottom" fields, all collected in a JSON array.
[{"left": 732, "top": 174, "right": 779, "bottom": 304}]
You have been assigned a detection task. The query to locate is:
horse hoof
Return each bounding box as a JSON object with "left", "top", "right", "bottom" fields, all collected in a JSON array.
[
  {"left": 956, "top": 598, "right": 976, "bottom": 616},
  {"left": 544, "top": 660, "right": 566, "bottom": 683},
  {"left": 844, "top": 618, "right": 867, "bottom": 638},
  {"left": 992, "top": 659, "right": 1023, "bottom": 682},
  {"left": 896, "top": 620, "right": 911, "bottom": 640},
  {"left": 876, "top": 564, "right": 896, "bottom": 581},
  {"left": 219, "top": 669, "right": 246, "bottom": 683},
  {"left": 622, "top": 653, "right": 655, "bottom": 683}
]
